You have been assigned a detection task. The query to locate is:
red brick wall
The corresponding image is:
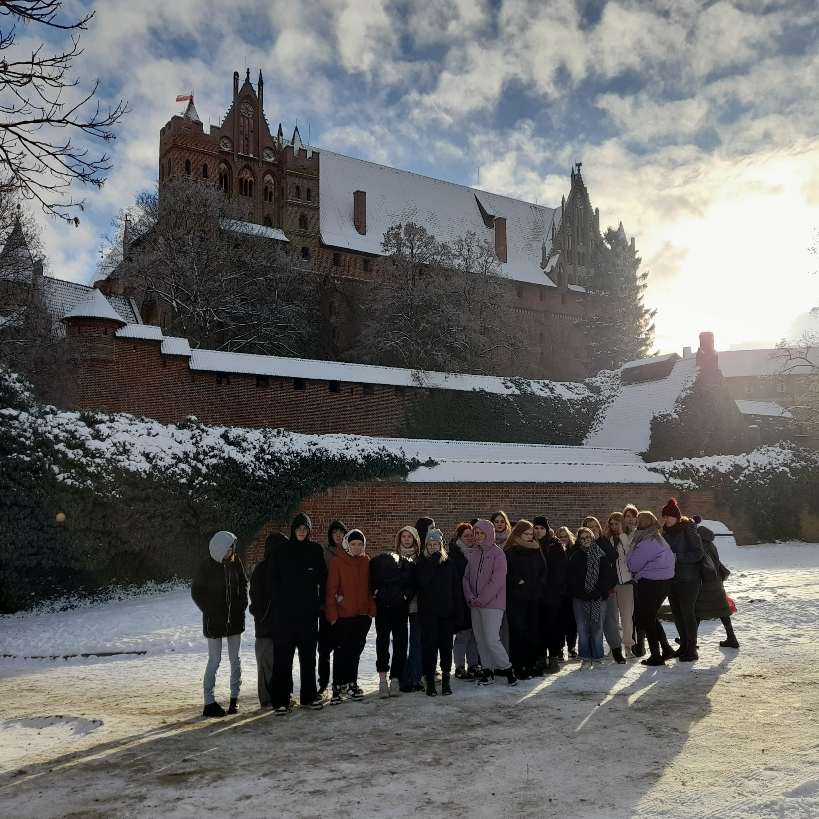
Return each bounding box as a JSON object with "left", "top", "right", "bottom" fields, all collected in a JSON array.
[{"left": 247, "top": 481, "right": 721, "bottom": 563}]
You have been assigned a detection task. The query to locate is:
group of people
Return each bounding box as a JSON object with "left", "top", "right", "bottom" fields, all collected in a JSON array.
[{"left": 191, "top": 499, "right": 739, "bottom": 718}]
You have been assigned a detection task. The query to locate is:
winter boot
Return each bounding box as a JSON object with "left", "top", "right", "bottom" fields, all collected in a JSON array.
[
  {"left": 441, "top": 675, "right": 452, "bottom": 696},
  {"left": 677, "top": 650, "right": 699, "bottom": 662},
  {"left": 389, "top": 678, "right": 401, "bottom": 696},
  {"left": 309, "top": 697, "right": 324, "bottom": 710},
  {"left": 499, "top": 667, "right": 518, "bottom": 687},
  {"left": 611, "top": 647, "right": 626, "bottom": 664},
  {"left": 641, "top": 654, "right": 665, "bottom": 667},
  {"left": 349, "top": 683, "right": 365, "bottom": 700},
  {"left": 632, "top": 636, "right": 646, "bottom": 658},
  {"left": 468, "top": 664, "right": 482, "bottom": 679},
  {"left": 202, "top": 701, "right": 226, "bottom": 718},
  {"left": 227, "top": 698, "right": 238, "bottom": 715},
  {"left": 379, "top": 678, "right": 390, "bottom": 699},
  {"left": 454, "top": 665, "right": 468, "bottom": 679},
  {"left": 426, "top": 678, "right": 438, "bottom": 697},
  {"left": 478, "top": 668, "right": 495, "bottom": 686},
  {"left": 330, "top": 685, "right": 343, "bottom": 705},
  {"left": 720, "top": 636, "right": 740, "bottom": 649}
]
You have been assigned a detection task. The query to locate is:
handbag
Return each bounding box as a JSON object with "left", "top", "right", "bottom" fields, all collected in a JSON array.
[
  {"left": 700, "top": 550, "right": 719, "bottom": 583},
  {"left": 726, "top": 594, "right": 737, "bottom": 614}
]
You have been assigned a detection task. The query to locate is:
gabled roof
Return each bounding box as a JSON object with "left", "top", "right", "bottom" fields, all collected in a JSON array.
[
  {"left": 62, "top": 288, "right": 125, "bottom": 323},
  {"left": 735, "top": 400, "right": 793, "bottom": 418},
  {"left": 718, "top": 348, "right": 819, "bottom": 377},
  {"left": 318, "top": 150, "right": 558, "bottom": 286}
]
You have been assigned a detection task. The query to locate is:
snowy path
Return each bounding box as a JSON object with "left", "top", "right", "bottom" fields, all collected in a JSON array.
[{"left": 1, "top": 536, "right": 818, "bottom": 818}]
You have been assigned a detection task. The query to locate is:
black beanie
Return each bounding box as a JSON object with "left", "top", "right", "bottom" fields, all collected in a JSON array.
[{"left": 533, "top": 516, "right": 549, "bottom": 528}]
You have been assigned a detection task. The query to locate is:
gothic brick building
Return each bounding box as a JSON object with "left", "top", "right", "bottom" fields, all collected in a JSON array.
[{"left": 105, "top": 69, "right": 632, "bottom": 380}]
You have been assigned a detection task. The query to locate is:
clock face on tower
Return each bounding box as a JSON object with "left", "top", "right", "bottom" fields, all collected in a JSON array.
[
  {"left": 219, "top": 137, "right": 232, "bottom": 151},
  {"left": 240, "top": 102, "right": 253, "bottom": 118},
  {"left": 263, "top": 147, "right": 274, "bottom": 161}
]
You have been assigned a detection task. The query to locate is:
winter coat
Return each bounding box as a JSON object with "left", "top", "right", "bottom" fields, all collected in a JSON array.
[
  {"left": 626, "top": 534, "right": 676, "bottom": 581},
  {"left": 506, "top": 545, "right": 548, "bottom": 605},
  {"left": 191, "top": 556, "right": 248, "bottom": 639},
  {"left": 540, "top": 537, "right": 568, "bottom": 604},
  {"left": 566, "top": 547, "right": 617, "bottom": 601},
  {"left": 249, "top": 532, "right": 286, "bottom": 638},
  {"left": 597, "top": 535, "right": 619, "bottom": 580},
  {"left": 268, "top": 517, "right": 327, "bottom": 626},
  {"left": 695, "top": 527, "right": 731, "bottom": 620},
  {"left": 326, "top": 549, "right": 375, "bottom": 621},
  {"left": 416, "top": 552, "right": 461, "bottom": 619},
  {"left": 370, "top": 551, "right": 416, "bottom": 613},
  {"left": 599, "top": 534, "right": 633, "bottom": 584},
  {"left": 463, "top": 543, "right": 507, "bottom": 610},
  {"left": 663, "top": 519, "right": 705, "bottom": 582},
  {"left": 450, "top": 539, "right": 473, "bottom": 632}
]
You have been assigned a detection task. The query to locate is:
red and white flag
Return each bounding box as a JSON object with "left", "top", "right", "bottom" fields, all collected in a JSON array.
[{"left": 176, "top": 94, "right": 193, "bottom": 103}]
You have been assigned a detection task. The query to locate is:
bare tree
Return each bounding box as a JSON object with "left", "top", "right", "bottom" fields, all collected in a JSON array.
[
  {"left": 350, "top": 223, "right": 519, "bottom": 374},
  {"left": 101, "top": 177, "right": 326, "bottom": 357},
  {"left": 775, "top": 332, "right": 819, "bottom": 441},
  {"left": 0, "top": 1, "right": 127, "bottom": 222}
]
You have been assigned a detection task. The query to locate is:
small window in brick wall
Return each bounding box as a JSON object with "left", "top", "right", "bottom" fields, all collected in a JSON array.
[
  {"left": 328, "top": 381, "right": 340, "bottom": 393},
  {"left": 256, "top": 375, "right": 271, "bottom": 388},
  {"left": 306, "top": 188, "right": 312, "bottom": 201},
  {"left": 360, "top": 383, "right": 374, "bottom": 395},
  {"left": 216, "top": 373, "right": 231, "bottom": 386},
  {"left": 516, "top": 285, "right": 523, "bottom": 299},
  {"left": 363, "top": 258, "right": 371, "bottom": 272},
  {"left": 293, "top": 378, "right": 306, "bottom": 390},
  {"left": 333, "top": 252, "right": 341, "bottom": 267},
  {"left": 301, "top": 246, "right": 311, "bottom": 260}
]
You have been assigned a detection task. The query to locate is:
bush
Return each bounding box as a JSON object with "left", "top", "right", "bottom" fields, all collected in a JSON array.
[
  {"left": 0, "top": 368, "right": 419, "bottom": 612},
  {"left": 648, "top": 445, "right": 819, "bottom": 542}
]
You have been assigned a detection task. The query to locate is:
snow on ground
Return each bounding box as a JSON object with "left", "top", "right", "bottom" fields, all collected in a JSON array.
[{"left": 1, "top": 533, "right": 818, "bottom": 818}]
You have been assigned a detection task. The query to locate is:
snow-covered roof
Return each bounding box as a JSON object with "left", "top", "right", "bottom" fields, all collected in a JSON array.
[
  {"left": 116, "top": 324, "right": 164, "bottom": 341},
  {"left": 62, "top": 288, "right": 126, "bottom": 324},
  {"left": 622, "top": 352, "right": 679, "bottom": 371},
  {"left": 41, "top": 277, "right": 140, "bottom": 325},
  {"left": 718, "top": 348, "right": 819, "bottom": 377},
  {"left": 584, "top": 357, "right": 698, "bottom": 452},
  {"left": 393, "top": 438, "right": 666, "bottom": 484},
  {"left": 221, "top": 219, "right": 289, "bottom": 243},
  {"left": 318, "top": 150, "right": 557, "bottom": 286},
  {"left": 735, "top": 400, "right": 793, "bottom": 418},
  {"left": 110, "top": 323, "right": 590, "bottom": 398}
]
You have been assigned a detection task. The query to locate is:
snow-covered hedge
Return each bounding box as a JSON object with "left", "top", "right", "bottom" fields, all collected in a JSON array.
[
  {"left": 648, "top": 445, "right": 819, "bottom": 541},
  {"left": 0, "top": 369, "right": 420, "bottom": 612}
]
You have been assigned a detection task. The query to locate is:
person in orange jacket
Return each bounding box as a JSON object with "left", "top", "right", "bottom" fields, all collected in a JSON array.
[{"left": 325, "top": 528, "right": 375, "bottom": 704}]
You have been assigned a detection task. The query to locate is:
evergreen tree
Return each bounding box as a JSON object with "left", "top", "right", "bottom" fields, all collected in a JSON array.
[{"left": 584, "top": 224, "right": 656, "bottom": 372}]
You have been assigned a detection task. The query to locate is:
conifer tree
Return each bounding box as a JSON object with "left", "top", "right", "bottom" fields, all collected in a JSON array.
[{"left": 584, "top": 224, "right": 656, "bottom": 372}]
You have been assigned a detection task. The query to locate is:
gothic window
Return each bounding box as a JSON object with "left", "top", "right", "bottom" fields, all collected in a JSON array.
[
  {"left": 298, "top": 213, "right": 308, "bottom": 230},
  {"left": 238, "top": 169, "right": 254, "bottom": 197},
  {"left": 263, "top": 176, "right": 274, "bottom": 203},
  {"left": 239, "top": 101, "right": 254, "bottom": 155},
  {"left": 295, "top": 184, "right": 301, "bottom": 199},
  {"left": 362, "top": 258, "right": 370, "bottom": 272},
  {"left": 306, "top": 188, "right": 312, "bottom": 201},
  {"left": 264, "top": 216, "right": 273, "bottom": 227},
  {"left": 218, "top": 165, "right": 231, "bottom": 195},
  {"left": 202, "top": 163, "right": 209, "bottom": 179},
  {"left": 185, "top": 159, "right": 191, "bottom": 175}
]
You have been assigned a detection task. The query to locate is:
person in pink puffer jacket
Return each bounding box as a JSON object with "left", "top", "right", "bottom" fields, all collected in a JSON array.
[{"left": 463, "top": 519, "right": 517, "bottom": 686}]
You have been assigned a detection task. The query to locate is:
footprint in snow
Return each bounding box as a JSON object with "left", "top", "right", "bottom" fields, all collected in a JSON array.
[{"left": 2, "top": 715, "right": 103, "bottom": 735}]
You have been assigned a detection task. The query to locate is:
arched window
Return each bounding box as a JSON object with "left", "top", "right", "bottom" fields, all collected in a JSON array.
[
  {"left": 202, "top": 163, "right": 209, "bottom": 179},
  {"left": 218, "top": 165, "right": 231, "bottom": 195},
  {"left": 184, "top": 159, "right": 191, "bottom": 175},
  {"left": 301, "top": 246, "right": 311, "bottom": 260},
  {"left": 238, "top": 169, "right": 254, "bottom": 198},
  {"left": 306, "top": 188, "right": 312, "bottom": 201},
  {"left": 263, "top": 216, "right": 273, "bottom": 227},
  {"left": 295, "top": 184, "right": 301, "bottom": 199},
  {"left": 298, "top": 213, "right": 308, "bottom": 230},
  {"left": 263, "top": 176, "right": 274, "bottom": 203}
]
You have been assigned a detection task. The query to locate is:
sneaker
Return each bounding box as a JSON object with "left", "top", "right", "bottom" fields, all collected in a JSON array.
[
  {"left": 330, "top": 686, "right": 343, "bottom": 705},
  {"left": 611, "top": 647, "right": 626, "bottom": 664},
  {"left": 349, "top": 683, "right": 365, "bottom": 700},
  {"left": 641, "top": 655, "right": 666, "bottom": 667},
  {"left": 389, "top": 678, "right": 401, "bottom": 697},
  {"left": 454, "top": 666, "right": 468, "bottom": 679},
  {"left": 579, "top": 659, "right": 592, "bottom": 671},
  {"left": 631, "top": 641, "right": 646, "bottom": 658},
  {"left": 379, "top": 678, "right": 390, "bottom": 699},
  {"left": 274, "top": 705, "right": 289, "bottom": 716},
  {"left": 227, "top": 697, "right": 238, "bottom": 714},
  {"left": 478, "top": 669, "right": 495, "bottom": 686},
  {"left": 498, "top": 667, "right": 518, "bottom": 686},
  {"left": 309, "top": 697, "right": 324, "bottom": 710},
  {"left": 202, "top": 701, "right": 226, "bottom": 718}
]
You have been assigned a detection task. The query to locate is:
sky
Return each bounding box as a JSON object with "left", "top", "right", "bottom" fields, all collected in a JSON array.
[{"left": 20, "top": 0, "right": 819, "bottom": 354}]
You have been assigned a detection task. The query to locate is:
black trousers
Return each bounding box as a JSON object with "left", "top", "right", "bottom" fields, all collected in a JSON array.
[
  {"left": 669, "top": 578, "right": 702, "bottom": 655},
  {"left": 561, "top": 595, "right": 577, "bottom": 652},
  {"left": 333, "top": 615, "right": 371, "bottom": 687},
  {"left": 636, "top": 579, "right": 671, "bottom": 658},
  {"left": 632, "top": 581, "right": 645, "bottom": 643},
  {"left": 540, "top": 601, "right": 564, "bottom": 657},
  {"left": 317, "top": 616, "right": 335, "bottom": 690},
  {"left": 419, "top": 614, "right": 454, "bottom": 679},
  {"left": 271, "top": 620, "right": 318, "bottom": 708},
  {"left": 508, "top": 598, "right": 542, "bottom": 672},
  {"left": 375, "top": 607, "right": 409, "bottom": 679}
]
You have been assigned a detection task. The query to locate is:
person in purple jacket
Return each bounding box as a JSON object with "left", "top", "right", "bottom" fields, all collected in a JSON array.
[
  {"left": 627, "top": 511, "right": 677, "bottom": 667},
  {"left": 463, "top": 519, "right": 517, "bottom": 686}
]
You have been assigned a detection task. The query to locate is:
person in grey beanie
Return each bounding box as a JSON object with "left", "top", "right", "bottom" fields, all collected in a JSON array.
[{"left": 192, "top": 531, "right": 248, "bottom": 718}]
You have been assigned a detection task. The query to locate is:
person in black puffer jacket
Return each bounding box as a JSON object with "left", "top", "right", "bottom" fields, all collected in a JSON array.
[
  {"left": 695, "top": 523, "right": 739, "bottom": 649},
  {"left": 505, "top": 520, "right": 548, "bottom": 679},
  {"left": 535, "top": 516, "right": 565, "bottom": 673},
  {"left": 661, "top": 498, "right": 705, "bottom": 662},
  {"left": 249, "top": 531, "right": 286, "bottom": 708},
  {"left": 370, "top": 525, "right": 419, "bottom": 698},
  {"left": 192, "top": 531, "right": 248, "bottom": 717},
  {"left": 416, "top": 528, "right": 461, "bottom": 696},
  {"left": 317, "top": 520, "right": 346, "bottom": 694},
  {"left": 268, "top": 512, "right": 327, "bottom": 712}
]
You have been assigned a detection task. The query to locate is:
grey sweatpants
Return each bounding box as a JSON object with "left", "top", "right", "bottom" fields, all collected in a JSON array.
[
  {"left": 603, "top": 594, "right": 622, "bottom": 651},
  {"left": 470, "top": 608, "right": 510, "bottom": 671},
  {"left": 255, "top": 637, "right": 275, "bottom": 707},
  {"left": 453, "top": 628, "right": 480, "bottom": 667}
]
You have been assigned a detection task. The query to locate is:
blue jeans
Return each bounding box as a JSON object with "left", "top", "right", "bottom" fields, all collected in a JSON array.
[
  {"left": 400, "top": 613, "right": 422, "bottom": 688},
  {"left": 573, "top": 599, "right": 604, "bottom": 660},
  {"left": 204, "top": 634, "right": 241, "bottom": 704}
]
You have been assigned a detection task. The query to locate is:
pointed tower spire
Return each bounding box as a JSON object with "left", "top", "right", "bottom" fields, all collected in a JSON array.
[
  {"left": 291, "top": 125, "right": 303, "bottom": 151},
  {"left": 276, "top": 123, "right": 284, "bottom": 146},
  {"left": 246, "top": 67, "right": 250, "bottom": 83},
  {"left": 182, "top": 96, "right": 201, "bottom": 124}
]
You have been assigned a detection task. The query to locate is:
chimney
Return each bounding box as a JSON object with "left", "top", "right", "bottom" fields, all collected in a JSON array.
[
  {"left": 696, "top": 331, "right": 718, "bottom": 371},
  {"left": 494, "top": 216, "right": 507, "bottom": 263},
  {"left": 353, "top": 190, "right": 367, "bottom": 235}
]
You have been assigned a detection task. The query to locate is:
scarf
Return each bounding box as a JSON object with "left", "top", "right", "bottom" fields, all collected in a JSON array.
[{"left": 582, "top": 542, "right": 605, "bottom": 626}]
